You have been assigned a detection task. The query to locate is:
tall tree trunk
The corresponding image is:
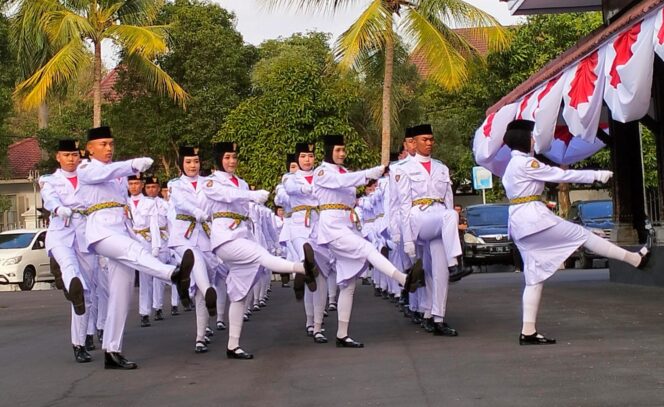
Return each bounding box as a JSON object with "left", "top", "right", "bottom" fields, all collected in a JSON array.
[
  {"left": 37, "top": 102, "right": 48, "bottom": 129},
  {"left": 380, "top": 25, "right": 394, "bottom": 166},
  {"left": 93, "top": 41, "right": 102, "bottom": 128},
  {"left": 558, "top": 165, "right": 571, "bottom": 218}
]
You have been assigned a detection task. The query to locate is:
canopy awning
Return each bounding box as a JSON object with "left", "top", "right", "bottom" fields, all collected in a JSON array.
[{"left": 474, "top": 0, "right": 664, "bottom": 175}]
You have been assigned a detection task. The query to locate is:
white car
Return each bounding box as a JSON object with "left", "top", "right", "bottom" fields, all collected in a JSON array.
[{"left": 0, "top": 229, "right": 52, "bottom": 290}]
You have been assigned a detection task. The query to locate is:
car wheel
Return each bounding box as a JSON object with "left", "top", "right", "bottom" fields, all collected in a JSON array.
[
  {"left": 19, "top": 266, "right": 36, "bottom": 291},
  {"left": 580, "top": 253, "right": 593, "bottom": 269},
  {"left": 563, "top": 258, "right": 576, "bottom": 269}
]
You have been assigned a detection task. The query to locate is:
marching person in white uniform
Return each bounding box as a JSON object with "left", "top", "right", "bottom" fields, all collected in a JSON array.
[
  {"left": 313, "top": 134, "right": 425, "bottom": 348},
  {"left": 143, "top": 175, "right": 178, "bottom": 321},
  {"left": 393, "top": 124, "right": 463, "bottom": 336},
  {"left": 501, "top": 120, "right": 651, "bottom": 345},
  {"left": 126, "top": 174, "right": 162, "bottom": 328},
  {"left": 40, "top": 139, "right": 96, "bottom": 363},
  {"left": 284, "top": 142, "right": 335, "bottom": 343},
  {"left": 275, "top": 154, "right": 298, "bottom": 287},
  {"left": 167, "top": 146, "right": 221, "bottom": 353},
  {"left": 204, "top": 141, "right": 319, "bottom": 359},
  {"left": 79, "top": 126, "right": 193, "bottom": 369}
]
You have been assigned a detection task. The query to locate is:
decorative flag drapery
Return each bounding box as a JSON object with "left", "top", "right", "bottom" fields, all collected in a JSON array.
[{"left": 473, "top": 4, "right": 664, "bottom": 176}]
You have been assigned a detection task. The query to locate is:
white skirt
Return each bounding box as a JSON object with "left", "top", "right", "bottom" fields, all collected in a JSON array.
[{"left": 514, "top": 220, "right": 590, "bottom": 286}]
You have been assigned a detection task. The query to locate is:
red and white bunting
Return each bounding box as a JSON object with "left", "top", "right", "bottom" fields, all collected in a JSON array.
[
  {"left": 562, "top": 48, "right": 606, "bottom": 143},
  {"left": 655, "top": 7, "right": 664, "bottom": 61},
  {"left": 603, "top": 15, "right": 656, "bottom": 123},
  {"left": 473, "top": 102, "right": 518, "bottom": 176},
  {"left": 532, "top": 72, "right": 568, "bottom": 154}
]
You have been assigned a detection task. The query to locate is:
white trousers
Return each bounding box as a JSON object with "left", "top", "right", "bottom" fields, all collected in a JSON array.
[
  {"left": 50, "top": 245, "right": 96, "bottom": 346},
  {"left": 96, "top": 257, "right": 109, "bottom": 331},
  {"left": 93, "top": 234, "right": 174, "bottom": 352},
  {"left": 418, "top": 219, "right": 450, "bottom": 320}
]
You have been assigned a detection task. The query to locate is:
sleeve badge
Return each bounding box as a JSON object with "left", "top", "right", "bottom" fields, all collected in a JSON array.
[
  {"left": 528, "top": 160, "right": 540, "bottom": 169},
  {"left": 318, "top": 170, "right": 324, "bottom": 176},
  {"left": 206, "top": 180, "right": 213, "bottom": 188},
  {"left": 395, "top": 174, "right": 401, "bottom": 182}
]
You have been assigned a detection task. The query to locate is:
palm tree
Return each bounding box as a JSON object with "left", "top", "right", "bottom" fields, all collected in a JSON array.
[
  {"left": 266, "top": 0, "right": 509, "bottom": 163},
  {"left": 8, "top": 0, "right": 188, "bottom": 127}
]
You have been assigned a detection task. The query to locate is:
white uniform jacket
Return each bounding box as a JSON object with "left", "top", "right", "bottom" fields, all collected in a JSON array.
[
  {"left": 201, "top": 171, "right": 253, "bottom": 249},
  {"left": 39, "top": 169, "right": 89, "bottom": 254},
  {"left": 393, "top": 156, "right": 454, "bottom": 244},
  {"left": 77, "top": 158, "right": 137, "bottom": 249},
  {"left": 167, "top": 175, "right": 211, "bottom": 251},
  {"left": 313, "top": 161, "right": 372, "bottom": 245},
  {"left": 503, "top": 151, "right": 596, "bottom": 241},
  {"left": 283, "top": 169, "right": 320, "bottom": 240},
  {"left": 127, "top": 194, "right": 161, "bottom": 252}
]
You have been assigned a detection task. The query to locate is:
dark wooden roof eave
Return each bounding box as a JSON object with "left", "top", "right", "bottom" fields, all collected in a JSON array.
[{"left": 487, "top": 0, "right": 664, "bottom": 116}]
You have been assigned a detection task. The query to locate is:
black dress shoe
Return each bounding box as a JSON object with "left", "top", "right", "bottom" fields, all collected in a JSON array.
[
  {"left": 403, "top": 308, "right": 413, "bottom": 318},
  {"left": 216, "top": 321, "right": 226, "bottom": 330},
  {"left": 68, "top": 277, "right": 86, "bottom": 316},
  {"left": 50, "top": 257, "right": 65, "bottom": 291},
  {"left": 381, "top": 290, "right": 389, "bottom": 300},
  {"left": 404, "top": 259, "right": 426, "bottom": 293},
  {"left": 73, "top": 345, "right": 92, "bottom": 363},
  {"left": 519, "top": 332, "right": 556, "bottom": 345},
  {"left": 637, "top": 246, "right": 652, "bottom": 270},
  {"left": 433, "top": 322, "right": 458, "bottom": 336},
  {"left": 328, "top": 302, "right": 337, "bottom": 312},
  {"left": 306, "top": 326, "right": 314, "bottom": 337},
  {"left": 205, "top": 287, "right": 217, "bottom": 317},
  {"left": 389, "top": 293, "right": 397, "bottom": 303},
  {"left": 171, "top": 249, "right": 194, "bottom": 308},
  {"left": 97, "top": 329, "right": 104, "bottom": 343},
  {"left": 412, "top": 312, "right": 423, "bottom": 325},
  {"left": 171, "top": 306, "right": 179, "bottom": 316},
  {"left": 302, "top": 243, "right": 319, "bottom": 292},
  {"left": 184, "top": 304, "right": 193, "bottom": 312},
  {"left": 104, "top": 352, "right": 138, "bottom": 369},
  {"left": 226, "top": 347, "right": 254, "bottom": 359},
  {"left": 313, "top": 332, "right": 328, "bottom": 344},
  {"left": 449, "top": 265, "right": 473, "bottom": 283},
  {"left": 205, "top": 326, "right": 214, "bottom": 337},
  {"left": 293, "top": 274, "right": 305, "bottom": 301},
  {"left": 195, "top": 341, "right": 208, "bottom": 354},
  {"left": 374, "top": 287, "right": 382, "bottom": 297},
  {"left": 85, "top": 334, "right": 96, "bottom": 351},
  {"left": 361, "top": 277, "right": 372, "bottom": 285},
  {"left": 336, "top": 336, "right": 364, "bottom": 348},
  {"left": 422, "top": 317, "right": 435, "bottom": 333},
  {"left": 140, "top": 315, "right": 151, "bottom": 327},
  {"left": 154, "top": 309, "right": 164, "bottom": 321}
]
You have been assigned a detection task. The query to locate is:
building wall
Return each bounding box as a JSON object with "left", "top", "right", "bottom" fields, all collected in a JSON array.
[{"left": 0, "top": 182, "right": 43, "bottom": 231}]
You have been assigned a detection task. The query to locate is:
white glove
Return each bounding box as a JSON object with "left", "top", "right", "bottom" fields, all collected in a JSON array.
[
  {"left": 193, "top": 208, "right": 208, "bottom": 223},
  {"left": 151, "top": 247, "right": 160, "bottom": 257},
  {"left": 404, "top": 241, "right": 416, "bottom": 259},
  {"left": 594, "top": 170, "right": 613, "bottom": 183},
  {"left": 132, "top": 157, "right": 154, "bottom": 172},
  {"left": 301, "top": 184, "right": 313, "bottom": 194},
  {"left": 56, "top": 206, "right": 72, "bottom": 219},
  {"left": 250, "top": 190, "right": 269, "bottom": 204},
  {"left": 365, "top": 165, "right": 385, "bottom": 180}
]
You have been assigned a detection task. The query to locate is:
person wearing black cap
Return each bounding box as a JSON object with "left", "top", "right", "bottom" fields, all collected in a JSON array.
[
  {"left": 156, "top": 180, "right": 181, "bottom": 314},
  {"left": 40, "top": 139, "right": 96, "bottom": 363},
  {"left": 313, "top": 134, "right": 425, "bottom": 348},
  {"left": 283, "top": 141, "right": 336, "bottom": 343},
  {"left": 167, "top": 145, "right": 223, "bottom": 353},
  {"left": 203, "top": 141, "right": 320, "bottom": 359},
  {"left": 274, "top": 153, "right": 298, "bottom": 288},
  {"left": 393, "top": 124, "right": 464, "bottom": 337},
  {"left": 143, "top": 175, "right": 177, "bottom": 322},
  {"left": 78, "top": 126, "right": 194, "bottom": 369},
  {"left": 126, "top": 174, "right": 161, "bottom": 328},
  {"left": 501, "top": 119, "right": 650, "bottom": 345}
]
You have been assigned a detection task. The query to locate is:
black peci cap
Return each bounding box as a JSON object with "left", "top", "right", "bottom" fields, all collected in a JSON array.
[
  {"left": 87, "top": 126, "right": 112, "bottom": 141},
  {"left": 57, "top": 139, "right": 80, "bottom": 152}
]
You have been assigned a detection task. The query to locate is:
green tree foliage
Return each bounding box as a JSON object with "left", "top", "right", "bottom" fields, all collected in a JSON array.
[
  {"left": 0, "top": 14, "right": 17, "bottom": 177},
  {"left": 106, "top": 0, "right": 257, "bottom": 178},
  {"left": 217, "top": 32, "right": 378, "bottom": 191}
]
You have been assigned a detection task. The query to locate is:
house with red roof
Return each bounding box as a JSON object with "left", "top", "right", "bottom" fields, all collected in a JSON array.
[{"left": 0, "top": 138, "right": 46, "bottom": 231}]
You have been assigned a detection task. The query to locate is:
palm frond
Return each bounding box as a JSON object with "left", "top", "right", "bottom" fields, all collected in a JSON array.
[
  {"left": 115, "top": 0, "right": 165, "bottom": 25},
  {"left": 400, "top": 7, "right": 468, "bottom": 90},
  {"left": 41, "top": 10, "right": 95, "bottom": 46},
  {"left": 14, "top": 38, "right": 90, "bottom": 110},
  {"left": 107, "top": 24, "right": 170, "bottom": 58},
  {"left": 415, "top": 0, "right": 510, "bottom": 52},
  {"left": 334, "top": 0, "right": 392, "bottom": 70},
  {"left": 126, "top": 53, "right": 189, "bottom": 108},
  {"left": 259, "top": 0, "right": 362, "bottom": 15}
]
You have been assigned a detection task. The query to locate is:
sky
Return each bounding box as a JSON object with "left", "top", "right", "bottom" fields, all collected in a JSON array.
[{"left": 104, "top": 1, "right": 523, "bottom": 67}]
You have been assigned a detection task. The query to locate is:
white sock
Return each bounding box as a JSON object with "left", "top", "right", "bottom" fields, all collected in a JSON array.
[
  {"left": 336, "top": 282, "right": 356, "bottom": 338},
  {"left": 194, "top": 290, "right": 208, "bottom": 341},
  {"left": 304, "top": 288, "right": 314, "bottom": 327},
  {"left": 583, "top": 233, "right": 641, "bottom": 268},
  {"left": 367, "top": 250, "right": 406, "bottom": 285},
  {"left": 228, "top": 300, "right": 245, "bottom": 350},
  {"left": 423, "top": 311, "right": 432, "bottom": 319},
  {"left": 433, "top": 316, "right": 444, "bottom": 323},
  {"left": 522, "top": 283, "right": 543, "bottom": 335}
]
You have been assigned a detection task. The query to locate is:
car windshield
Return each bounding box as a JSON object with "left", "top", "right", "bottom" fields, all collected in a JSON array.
[
  {"left": 0, "top": 233, "right": 35, "bottom": 249},
  {"left": 466, "top": 206, "right": 509, "bottom": 227},
  {"left": 580, "top": 201, "right": 612, "bottom": 220}
]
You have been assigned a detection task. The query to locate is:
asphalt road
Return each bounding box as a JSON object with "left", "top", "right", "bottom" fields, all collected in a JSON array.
[{"left": 1, "top": 269, "right": 663, "bottom": 407}]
